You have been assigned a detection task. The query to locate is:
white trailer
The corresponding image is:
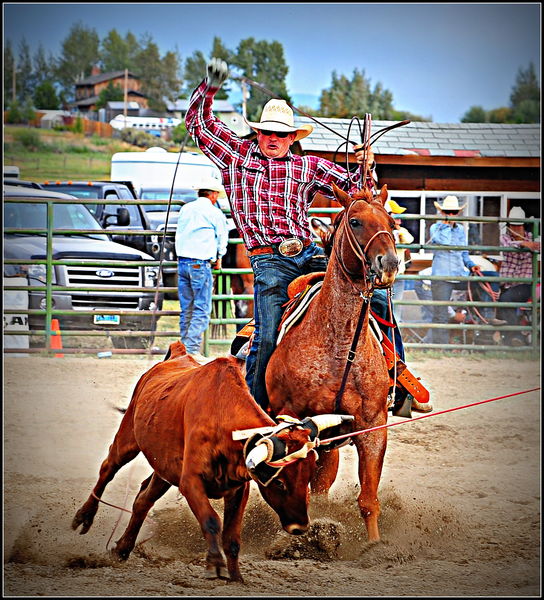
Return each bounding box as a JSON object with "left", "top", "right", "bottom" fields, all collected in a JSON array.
[{"left": 110, "top": 147, "right": 221, "bottom": 193}]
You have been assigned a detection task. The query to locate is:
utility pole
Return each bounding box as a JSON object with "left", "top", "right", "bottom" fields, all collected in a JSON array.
[
  {"left": 241, "top": 79, "right": 248, "bottom": 119},
  {"left": 12, "top": 55, "right": 16, "bottom": 105},
  {"left": 123, "top": 68, "right": 128, "bottom": 128}
]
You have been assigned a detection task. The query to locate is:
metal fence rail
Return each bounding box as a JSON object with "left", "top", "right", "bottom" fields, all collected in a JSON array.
[{"left": 3, "top": 197, "right": 540, "bottom": 356}]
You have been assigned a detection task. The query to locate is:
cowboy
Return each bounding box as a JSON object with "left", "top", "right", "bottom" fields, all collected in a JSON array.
[
  {"left": 185, "top": 58, "right": 426, "bottom": 414},
  {"left": 428, "top": 195, "right": 482, "bottom": 345},
  {"left": 175, "top": 175, "right": 229, "bottom": 362},
  {"left": 496, "top": 206, "right": 540, "bottom": 346}
]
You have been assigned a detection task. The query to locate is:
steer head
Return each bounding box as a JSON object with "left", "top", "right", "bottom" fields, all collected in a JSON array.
[{"left": 234, "top": 414, "right": 354, "bottom": 535}]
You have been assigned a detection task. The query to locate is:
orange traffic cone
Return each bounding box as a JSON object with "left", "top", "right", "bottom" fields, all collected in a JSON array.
[{"left": 50, "top": 318, "right": 64, "bottom": 357}]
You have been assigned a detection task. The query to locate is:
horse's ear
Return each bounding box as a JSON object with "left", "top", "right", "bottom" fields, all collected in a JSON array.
[
  {"left": 375, "top": 184, "right": 388, "bottom": 207},
  {"left": 332, "top": 183, "right": 353, "bottom": 209},
  {"left": 310, "top": 217, "right": 334, "bottom": 246}
]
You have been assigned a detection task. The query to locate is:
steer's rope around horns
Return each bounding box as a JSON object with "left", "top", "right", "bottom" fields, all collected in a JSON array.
[{"left": 320, "top": 388, "right": 541, "bottom": 447}]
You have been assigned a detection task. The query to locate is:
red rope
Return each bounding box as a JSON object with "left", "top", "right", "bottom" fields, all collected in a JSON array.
[{"left": 320, "top": 387, "right": 541, "bottom": 446}]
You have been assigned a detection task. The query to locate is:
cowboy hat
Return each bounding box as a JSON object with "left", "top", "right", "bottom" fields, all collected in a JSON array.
[
  {"left": 192, "top": 176, "right": 224, "bottom": 193},
  {"left": 384, "top": 199, "right": 406, "bottom": 214},
  {"left": 246, "top": 99, "right": 313, "bottom": 142},
  {"left": 507, "top": 206, "right": 526, "bottom": 225},
  {"left": 434, "top": 195, "right": 466, "bottom": 212}
]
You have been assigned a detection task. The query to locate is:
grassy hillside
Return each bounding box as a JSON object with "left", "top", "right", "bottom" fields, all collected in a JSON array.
[{"left": 4, "top": 126, "right": 149, "bottom": 182}]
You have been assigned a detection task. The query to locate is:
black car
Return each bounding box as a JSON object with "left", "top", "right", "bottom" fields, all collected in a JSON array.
[
  {"left": 40, "top": 180, "right": 154, "bottom": 256},
  {"left": 3, "top": 185, "right": 163, "bottom": 349}
]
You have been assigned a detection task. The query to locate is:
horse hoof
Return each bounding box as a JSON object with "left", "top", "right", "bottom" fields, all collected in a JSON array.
[{"left": 205, "top": 566, "right": 229, "bottom": 580}]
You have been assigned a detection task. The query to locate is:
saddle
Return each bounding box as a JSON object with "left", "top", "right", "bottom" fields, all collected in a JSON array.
[{"left": 229, "top": 274, "right": 430, "bottom": 409}]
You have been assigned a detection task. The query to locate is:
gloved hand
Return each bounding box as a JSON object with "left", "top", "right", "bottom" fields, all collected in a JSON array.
[{"left": 207, "top": 58, "right": 229, "bottom": 88}]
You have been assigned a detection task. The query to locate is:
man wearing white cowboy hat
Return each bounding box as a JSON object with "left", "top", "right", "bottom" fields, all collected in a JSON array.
[
  {"left": 496, "top": 206, "right": 540, "bottom": 346},
  {"left": 174, "top": 175, "right": 229, "bottom": 362},
  {"left": 428, "top": 195, "right": 483, "bottom": 345},
  {"left": 185, "top": 58, "right": 385, "bottom": 410}
]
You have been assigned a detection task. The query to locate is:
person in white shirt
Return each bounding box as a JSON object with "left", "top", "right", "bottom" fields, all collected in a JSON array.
[{"left": 175, "top": 177, "right": 228, "bottom": 361}]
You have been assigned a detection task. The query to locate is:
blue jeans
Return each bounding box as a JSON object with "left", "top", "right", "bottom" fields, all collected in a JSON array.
[
  {"left": 471, "top": 271, "right": 500, "bottom": 319},
  {"left": 177, "top": 258, "right": 213, "bottom": 354},
  {"left": 246, "top": 243, "right": 325, "bottom": 410},
  {"left": 371, "top": 289, "right": 405, "bottom": 362},
  {"left": 430, "top": 280, "right": 457, "bottom": 344}
]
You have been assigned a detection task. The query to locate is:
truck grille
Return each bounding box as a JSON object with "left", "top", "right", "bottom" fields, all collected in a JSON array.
[{"left": 65, "top": 265, "right": 142, "bottom": 310}]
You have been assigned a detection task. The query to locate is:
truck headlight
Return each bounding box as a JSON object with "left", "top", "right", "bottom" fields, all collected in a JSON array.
[
  {"left": 144, "top": 266, "right": 160, "bottom": 287},
  {"left": 27, "top": 264, "right": 56, "bottom": 284}
]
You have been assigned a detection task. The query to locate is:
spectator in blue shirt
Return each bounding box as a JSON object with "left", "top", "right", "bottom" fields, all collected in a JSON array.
[
  {"left": 428, "top": 196, "right": 482, "bottom": 344},
  {"left": 175, "top": 177, "right": 228, "bottom": 361}
]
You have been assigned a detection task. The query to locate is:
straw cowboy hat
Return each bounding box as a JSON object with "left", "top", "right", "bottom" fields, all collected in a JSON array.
[
  {"left": 384, "top": 199, "right": 407, "bottom": 214},
  {"left": 246, "top": 99, "right": 313, "bottom": 141},
  {"left": 192, "top": 176, "right": 224, "bottom": 193},
  {"left": 434, "top": 195, "right": 466, "bottom": 212},
  {"left": 507, "top": 206, "right": 526, "bottom": 225}
]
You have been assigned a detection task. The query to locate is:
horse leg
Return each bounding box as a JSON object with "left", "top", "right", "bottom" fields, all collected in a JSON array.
[
  {"left": 354, "top": 429, "right": 387, "bottom": 542},
  {"left": 310, "top": 448, "right": 339, "bottom": 495},
  {"left": 179, "top": 470, "right": 228, "bottom": 579},
  {"left": 112, "top": 472, "right": 171, "bottom": 561},
  {"left": 221, "top": 482, "right": 250, "bottom": 582},
  {"left": 72, "top": 414, "right": 140, "bottom": 534}
]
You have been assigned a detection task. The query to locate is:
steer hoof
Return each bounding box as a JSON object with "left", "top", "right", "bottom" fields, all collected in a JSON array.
[{"left": 72, "top": 512, "right": 93, "bottom": 534}]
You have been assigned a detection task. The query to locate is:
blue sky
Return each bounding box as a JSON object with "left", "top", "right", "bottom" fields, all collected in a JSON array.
[{"left": 3, "top": 2, "right": 541, "bottom": 122}]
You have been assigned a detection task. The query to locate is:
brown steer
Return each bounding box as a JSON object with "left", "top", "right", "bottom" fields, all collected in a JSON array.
[{"left": 72, "top": 341, "right": 352, "bottom": 582}]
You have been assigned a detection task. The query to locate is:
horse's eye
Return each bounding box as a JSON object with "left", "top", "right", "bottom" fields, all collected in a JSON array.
[{"left": 349, "top": 218, "right": 361, "bottom": 228}]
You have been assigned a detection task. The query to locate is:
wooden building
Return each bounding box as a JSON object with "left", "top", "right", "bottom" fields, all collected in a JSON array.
[
  {"left": 293, "top": 116, "right": 541, "bottom": 265},
  {"left": 73, "top": 67, "right": 148, "bottom": 115}
]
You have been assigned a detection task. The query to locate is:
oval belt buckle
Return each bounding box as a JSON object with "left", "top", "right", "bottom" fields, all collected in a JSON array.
[{"left": 278, "top": 238, "right": 304, "bottom": 257}]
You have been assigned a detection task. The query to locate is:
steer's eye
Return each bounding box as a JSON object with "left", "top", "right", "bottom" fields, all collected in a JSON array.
[
  {"left": 273, "top": 478, "right": 287, "bottom": 492},
  {"left": 349, "top": 218, "right": 361, "bottom": 228}
]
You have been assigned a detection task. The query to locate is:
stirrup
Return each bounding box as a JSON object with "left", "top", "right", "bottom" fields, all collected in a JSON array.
[{"left": 391, "top": 389, "right": 413, "bottom": 418}]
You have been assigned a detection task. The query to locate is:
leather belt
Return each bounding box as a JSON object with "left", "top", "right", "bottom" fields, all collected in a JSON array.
[{"left": 248, "top": 238, "right": 311, "bottom": 258}]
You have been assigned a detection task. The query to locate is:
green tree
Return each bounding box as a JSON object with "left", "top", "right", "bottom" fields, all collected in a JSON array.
[
  {"left": 33, "top": 45, "right": 57, "bottom": 88},
  {"left": 488, "top": 107, "right": 513, "bottom": 123},
  {"left": 134, "top": 35, "right": 182, "bottom": 112},
  {"left": 95, "top": 81, "right": 124, "bottom": 109},
  {"left": 33, "top": 81, "right": 60, "bottom": 109},
  {"left": 318, "top": 68, "right": 397, "bottom": 120},
  {"left": 183, "top": 49, "right": 207, "bottom": 98},
  {"left": 461, "top": 105, "right": 488, "bottom": 123},
  {"left": 55, "top": 21, "right": 100, "bottom": 97},
  {"left": 183, "top": 37, "right": 233, "bottom": 100},
  {"left": 100, "top": 30, "right": 141, "bottom": 73},
  {"left": 17, "top": 38, "right": 33, "bottom": 104},
  {"left": 232, "top": 38, "right": 290, "bottom": 121},
  {"left": 3, "top": 41, "right": 15, "bottom": 109},
  {"left": 510, "top": 62, "right": 539, "bottom": 123}
]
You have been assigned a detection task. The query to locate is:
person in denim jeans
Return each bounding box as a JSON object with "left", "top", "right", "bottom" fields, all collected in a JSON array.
[
  {"left": 185, "top": 58, "right": 372, "bottom": 409},
  {"left": 428, "top": 196, "right": 482, "bottom": 344},
  {"left": 175, "top": 178, "right": 228, "bottom": 361}
]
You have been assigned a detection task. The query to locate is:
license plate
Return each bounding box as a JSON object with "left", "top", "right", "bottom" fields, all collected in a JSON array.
[{"left": 93, "top": 314, "right": 120, "bottom": 325}]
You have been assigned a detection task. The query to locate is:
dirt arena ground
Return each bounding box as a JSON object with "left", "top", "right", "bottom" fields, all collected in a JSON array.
[{"left": 3, "top": 352, "right": 541, "bottom": 597}]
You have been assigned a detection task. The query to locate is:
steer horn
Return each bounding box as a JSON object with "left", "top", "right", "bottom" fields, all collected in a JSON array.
[
  {"left": 245, "top": 439, "right": 274, "bottom": 471},
  {"left": 302, "top": 414, "right": 354, "bottom": 438}
]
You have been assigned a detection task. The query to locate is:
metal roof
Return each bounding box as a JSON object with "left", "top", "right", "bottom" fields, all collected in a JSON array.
[{"left": 293, "top": 117, "right": 541, "bottom": 158}]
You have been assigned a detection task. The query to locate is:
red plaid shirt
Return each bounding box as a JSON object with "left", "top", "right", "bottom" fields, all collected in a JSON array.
[
  {"left": 499, "top": 231, "right": 536, "bottom": 288},
  {"left": 186, "top": 81, "right": 369, "bottom": 249}
]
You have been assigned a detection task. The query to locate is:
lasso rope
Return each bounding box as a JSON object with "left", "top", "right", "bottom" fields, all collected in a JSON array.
[{"left": 320, "top": 387, "right": 540, "bottom": 446}]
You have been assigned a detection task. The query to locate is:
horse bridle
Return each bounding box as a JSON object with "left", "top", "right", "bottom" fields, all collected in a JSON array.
[{"left": 331, "top": 199, "right": 395, "bottom": 297}]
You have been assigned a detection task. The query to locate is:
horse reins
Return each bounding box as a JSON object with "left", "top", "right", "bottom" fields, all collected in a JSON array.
[{"left": 331, "top": 201, "right": 396, "bottom": 413}]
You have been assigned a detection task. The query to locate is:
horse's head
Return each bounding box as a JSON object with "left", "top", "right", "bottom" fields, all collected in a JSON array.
[{"left": 313, "top": 184, "right": 399, "bottom": 290}]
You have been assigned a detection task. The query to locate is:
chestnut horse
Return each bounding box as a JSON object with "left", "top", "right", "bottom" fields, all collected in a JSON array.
[{"left": 265, "top": 183, "right": 398, "bottom": 542}]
